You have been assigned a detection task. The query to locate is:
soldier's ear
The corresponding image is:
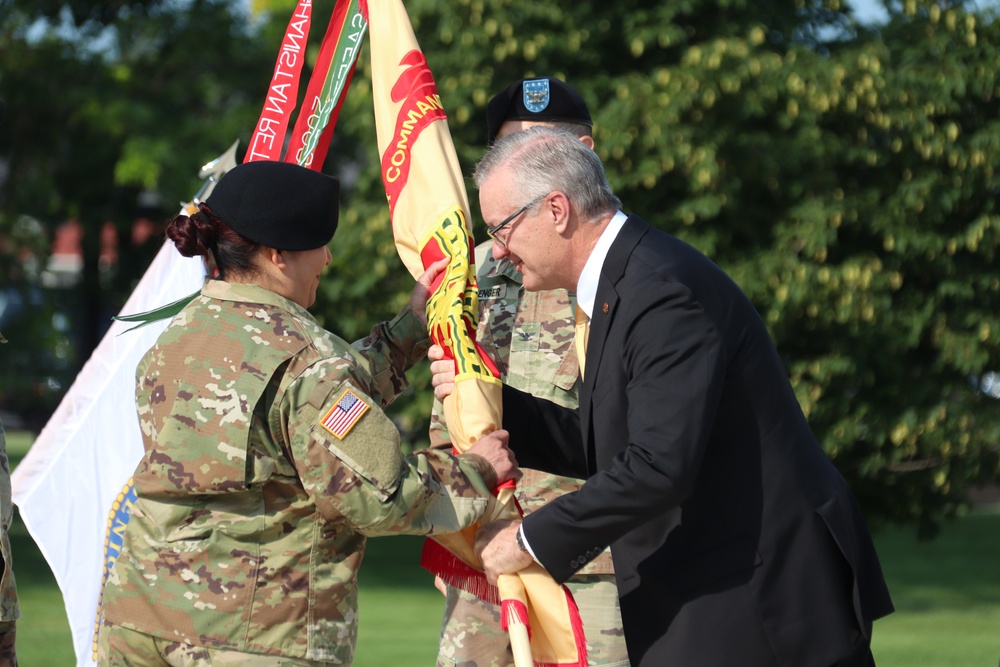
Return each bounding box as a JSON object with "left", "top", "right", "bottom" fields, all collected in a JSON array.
[
  {"left": 264, "top": 247, "right": 288, "bottom": 270},
  {"left": 579, "top": 135, "right": 595, "bottom": 150}
]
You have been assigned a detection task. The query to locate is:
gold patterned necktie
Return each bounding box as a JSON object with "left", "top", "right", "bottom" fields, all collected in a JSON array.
[{"left": 575, "top": 304, "right": 590, "bottom": 380}]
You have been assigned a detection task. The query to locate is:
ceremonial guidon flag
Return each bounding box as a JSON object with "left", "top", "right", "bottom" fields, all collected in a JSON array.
[{"left": 368, "top": 2, "right": 586, "bottom": 665}]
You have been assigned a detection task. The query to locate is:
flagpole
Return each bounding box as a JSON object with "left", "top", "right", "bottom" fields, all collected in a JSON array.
[{"left": 509, "top": 622, "right": 533, "bottom": 667}]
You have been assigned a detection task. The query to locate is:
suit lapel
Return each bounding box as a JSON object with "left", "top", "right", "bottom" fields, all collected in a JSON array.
[{"left": 579, "top": 216, "right": 649, "bottom": 472}]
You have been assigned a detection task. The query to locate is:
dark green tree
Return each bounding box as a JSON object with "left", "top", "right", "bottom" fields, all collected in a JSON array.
[
  {"left": 318, "top": 0, "right": 999, "bottom": 533},
  {"left": 1, "top": 0, "right": 996, "bottom": 531},
  {"left": 0, "top": 0, "right": 275, "bottom": 421}
]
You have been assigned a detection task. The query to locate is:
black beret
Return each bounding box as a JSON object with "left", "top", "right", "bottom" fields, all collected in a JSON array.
[
  {"left": 486, "top": 77, "right": 592, "bottom": 145},
  {"left": 205, "top": 160, "right": 339, "bottom": 251}
]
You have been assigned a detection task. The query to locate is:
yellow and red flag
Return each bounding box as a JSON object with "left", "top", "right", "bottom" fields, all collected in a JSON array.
[{"left": 367, "top": 1, "right": 587, "bottom": 665}]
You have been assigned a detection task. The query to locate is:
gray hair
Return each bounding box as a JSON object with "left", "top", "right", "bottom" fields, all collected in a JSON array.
[
  {"left": 474, "top": 126, "right": 621, "bottom": 223},
  {"left": 545, "top": 120, "right": 592, "bottom": 139}
]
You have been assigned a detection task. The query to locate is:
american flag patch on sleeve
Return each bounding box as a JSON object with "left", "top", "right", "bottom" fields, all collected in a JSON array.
[{"left": 319, "top": 387, "right": 370, "bottom": 440}]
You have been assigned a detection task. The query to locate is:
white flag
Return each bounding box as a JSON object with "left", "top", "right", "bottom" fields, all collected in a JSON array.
[{"left": 11, "top": 240, "right": 204, "bottom": 667}]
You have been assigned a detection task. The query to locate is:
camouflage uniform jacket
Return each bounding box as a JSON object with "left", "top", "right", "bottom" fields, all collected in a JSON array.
[
  {"left": 102, "top": 280, "right": 501, "bottom": 663},
  {"left": 430, "top": 244, "right": 613, "bottom": 575},
  {"left": 0, "top": 421, "right": 18, "bottom": 623}
]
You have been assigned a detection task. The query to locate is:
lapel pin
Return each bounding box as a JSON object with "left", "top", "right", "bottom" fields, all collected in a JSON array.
[{"left": 602, "top": 303, "right": 609, "bottom": 314}]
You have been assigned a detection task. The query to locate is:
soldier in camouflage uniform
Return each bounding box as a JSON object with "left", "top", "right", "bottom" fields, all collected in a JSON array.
[
  {"left": 0, "top": 385, "right": 20, "bottom": 667},
  {"left": 0, "top": 97, "right": 18, "bottom": 666},
  {"left": 431, "top": 78, "right": 629, "bottom": 667},
  {"left": 98, "top": 161, "right": 518, "bottom": 666}
]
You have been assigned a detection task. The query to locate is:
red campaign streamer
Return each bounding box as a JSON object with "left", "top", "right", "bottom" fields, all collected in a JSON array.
[
  {"left": 245, "top": 0, "right": 313, "bottom": 164},
  {"left": 286, "top": 0, "right": 368, "bottom": 170}
]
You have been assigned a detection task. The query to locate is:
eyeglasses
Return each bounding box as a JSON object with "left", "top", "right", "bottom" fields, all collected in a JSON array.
[{"left": 485, "top": 192, "right": 549, "bottom": 249}]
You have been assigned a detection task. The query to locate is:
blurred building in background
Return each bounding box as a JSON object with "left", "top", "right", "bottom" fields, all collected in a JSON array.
[{"left": 0, "top": 214, "right": 163, "bottom": 431}]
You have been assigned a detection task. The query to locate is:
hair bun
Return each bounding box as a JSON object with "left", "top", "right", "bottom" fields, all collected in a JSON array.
[{"left": 167, "top": 207, "right": 218, "bottom": 258}]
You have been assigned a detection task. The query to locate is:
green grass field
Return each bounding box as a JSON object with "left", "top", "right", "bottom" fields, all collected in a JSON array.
[{"left": 6, "top": 429, "right": 1000, "bottom": 666}]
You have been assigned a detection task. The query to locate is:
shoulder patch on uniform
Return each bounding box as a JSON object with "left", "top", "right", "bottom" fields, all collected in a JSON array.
[{"left": 319, "top": 388, "right": 370, "bottom": 440}]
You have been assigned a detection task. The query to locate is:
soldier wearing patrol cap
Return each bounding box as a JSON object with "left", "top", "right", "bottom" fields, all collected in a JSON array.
[
  {"left": 431, "top": 78, "right": 630, "bottom": 667},
  {"left": 97, "top": 160, "right": 520, "bottom": 666}
]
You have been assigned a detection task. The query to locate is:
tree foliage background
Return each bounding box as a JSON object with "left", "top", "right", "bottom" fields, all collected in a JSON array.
[{"left": 0, "top": 0, "right": 997, "bottom": 535}]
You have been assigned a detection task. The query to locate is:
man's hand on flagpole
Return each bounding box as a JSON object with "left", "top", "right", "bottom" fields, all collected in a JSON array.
[
  {"left": 411, "top": 258, "right": 450, "bottom": 326},
  {"left": 465, "top": 429, "right": 521, "bottom": 487},
  {"left": 475, "top": 519, "right": 535, "bottom": 585},
  {"left": 428, "top": 343, "right": 457, "bottom": 400}
]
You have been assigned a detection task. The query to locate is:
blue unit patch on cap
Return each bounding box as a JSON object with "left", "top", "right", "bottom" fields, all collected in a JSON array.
[{"left": 523, "top": 78, "right": 551, "bottom": 114}]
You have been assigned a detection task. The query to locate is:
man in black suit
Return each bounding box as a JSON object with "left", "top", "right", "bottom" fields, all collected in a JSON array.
[{"left": 430, "top": 126, "right": 893, "bottom": 667}]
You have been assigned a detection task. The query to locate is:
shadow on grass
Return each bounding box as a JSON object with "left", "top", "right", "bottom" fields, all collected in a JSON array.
[{"left": 873, "top": 509, "right": 1000, "bottom": 613}]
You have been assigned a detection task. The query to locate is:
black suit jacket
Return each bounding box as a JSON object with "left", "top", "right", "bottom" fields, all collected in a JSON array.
[{"left": 502, "top": 216, "right": 893, "bottom": 667}]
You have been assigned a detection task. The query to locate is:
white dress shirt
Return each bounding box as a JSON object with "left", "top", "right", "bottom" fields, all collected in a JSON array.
[
  {"left": 518, "top": 210, "right": 628, "bottom": 562},
  {"left": 575, "top": 210, "right": 629, "bottom": 318}
]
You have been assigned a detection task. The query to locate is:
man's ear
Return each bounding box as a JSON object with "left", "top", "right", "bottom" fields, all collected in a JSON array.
[
  {"left": 549, "top": 192, "right": 571, "bottom": 234},
  {"left": 580, "top": 135, "right": 595, "bottom": 150}
]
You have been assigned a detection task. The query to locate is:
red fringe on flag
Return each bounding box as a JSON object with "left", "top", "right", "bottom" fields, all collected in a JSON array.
[
  {"left": 501, "top": 598, "right": 531, "bottom": 634},
  {"left": 498, "top": 583, "right": 590, "bottom": 667},
  {"left": 420, "top": 538, "right": 500, "bottom": 605},
  {"left": 558, "top": 583, "right": 590, "bottom": 667}
]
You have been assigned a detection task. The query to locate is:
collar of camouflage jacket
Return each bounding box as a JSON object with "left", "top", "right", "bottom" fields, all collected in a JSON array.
[{"left": 202, "top": 279, "right": 319, "bottom": 324}]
